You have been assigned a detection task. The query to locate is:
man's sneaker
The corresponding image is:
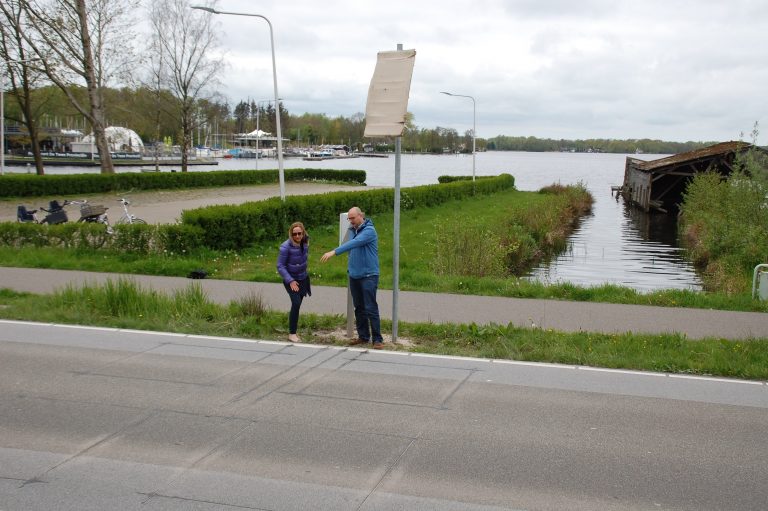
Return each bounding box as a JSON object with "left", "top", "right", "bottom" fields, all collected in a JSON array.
[
  {"left": 349, "top": 338, "right": 369, "bottom": 346},
  {"left": 372, "top": 343, "right": 383, "bottom": 350}
]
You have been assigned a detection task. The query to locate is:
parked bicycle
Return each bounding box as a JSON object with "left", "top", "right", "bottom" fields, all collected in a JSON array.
[
  {"left": 114, "top": 197, "right": 146, "bottom": 225},
  {"left": 67, "top": 200, "right": 111, "bottom": 226},
  {"left": 17, "top": 199, "right": 111, "bottom": 228}
]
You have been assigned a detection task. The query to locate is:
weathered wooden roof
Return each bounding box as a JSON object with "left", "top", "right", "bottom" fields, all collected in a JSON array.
[{"left": 634, "top": 141, "right": 750, "bottom": 172}]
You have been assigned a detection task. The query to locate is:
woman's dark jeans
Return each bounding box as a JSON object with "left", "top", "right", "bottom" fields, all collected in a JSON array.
[
  {"left": 283, "top": 283, "right": 305, "bottom": 334},
  {"left": 348, "top": 275, "right": 383, "bottom": 343}
]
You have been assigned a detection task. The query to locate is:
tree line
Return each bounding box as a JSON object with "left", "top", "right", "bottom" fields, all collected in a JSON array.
[
  {"left": 1, "top": 0, "right": 716, "bottom": 176},
  {"left": 486, "top": 135, "right": 716, "bottom": 155},
  {"left": 6, "top": 82, "right": 715, "bottom": 159},
  {"left": 1, "top": 0, "right": 224, "bottom": 174}
]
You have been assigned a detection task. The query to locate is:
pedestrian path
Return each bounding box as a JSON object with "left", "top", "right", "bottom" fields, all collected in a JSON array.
[{"left": 0, "top": 267, "right": 766, "bottom": 340}]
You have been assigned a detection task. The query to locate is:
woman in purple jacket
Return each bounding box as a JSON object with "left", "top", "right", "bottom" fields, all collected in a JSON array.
[{"left": 277, "top": 222, "right": 311, "bottom": 342}]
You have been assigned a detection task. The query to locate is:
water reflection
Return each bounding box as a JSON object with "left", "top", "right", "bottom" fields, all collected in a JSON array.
[{"left": 527, "top": 194, "right": 701, "bottom": 292}]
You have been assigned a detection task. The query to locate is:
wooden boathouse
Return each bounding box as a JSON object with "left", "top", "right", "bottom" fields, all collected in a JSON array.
[{"left": 621, "top": 141, "right": 764, "bottom": 213}]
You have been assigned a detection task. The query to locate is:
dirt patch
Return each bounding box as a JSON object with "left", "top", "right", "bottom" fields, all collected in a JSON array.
[{"left": 307, "top": 327, "right": 414, "bottom": 348}]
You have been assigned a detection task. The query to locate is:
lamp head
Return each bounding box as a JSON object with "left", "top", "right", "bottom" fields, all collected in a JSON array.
[{"left": 191, "top": 5, "right": 218, "bottom": 13}]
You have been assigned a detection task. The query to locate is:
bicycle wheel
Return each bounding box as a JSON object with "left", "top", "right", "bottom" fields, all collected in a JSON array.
[{"left": 116, "top": 216, "right": 145, "bottom": 225}]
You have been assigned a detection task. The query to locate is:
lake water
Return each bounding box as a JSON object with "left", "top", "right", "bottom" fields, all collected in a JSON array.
[{"left": 19, "top": 151, "right": 702, "bottom": 292}]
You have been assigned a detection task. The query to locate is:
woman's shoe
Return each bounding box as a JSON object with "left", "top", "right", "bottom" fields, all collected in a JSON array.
[{"left": 288, "top": 334, "right": 300, "bottom": 342}]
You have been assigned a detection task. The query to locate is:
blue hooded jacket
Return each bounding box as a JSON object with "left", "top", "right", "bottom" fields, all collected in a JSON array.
[{"left": 334, "top": 218, "right": 379, "bottom": 278}]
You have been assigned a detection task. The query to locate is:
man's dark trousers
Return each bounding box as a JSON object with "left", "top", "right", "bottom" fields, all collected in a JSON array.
[{"left": 348, "top": 275, "right": 383, "bottom": 343}]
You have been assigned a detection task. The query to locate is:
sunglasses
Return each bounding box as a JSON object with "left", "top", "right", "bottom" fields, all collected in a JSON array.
[{"left": 291, "top": 231, "right": 303, "bottom": 237}]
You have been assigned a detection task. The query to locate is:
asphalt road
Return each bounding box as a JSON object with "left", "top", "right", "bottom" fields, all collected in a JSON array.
[{"left": 1, "top": 320, "right": 767, "bottom": 511}]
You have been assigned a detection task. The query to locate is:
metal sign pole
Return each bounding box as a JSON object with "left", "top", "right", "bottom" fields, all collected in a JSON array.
[{"left": 391, "top": 42, "right": 404, "bottom": 344}]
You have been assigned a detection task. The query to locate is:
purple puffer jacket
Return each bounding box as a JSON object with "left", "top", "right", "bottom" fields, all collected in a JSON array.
[{"left": 277, "top": 238, "right": 309, "bottom": 284}]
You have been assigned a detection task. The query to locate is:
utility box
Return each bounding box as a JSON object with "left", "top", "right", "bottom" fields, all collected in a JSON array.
[
  {"left": 339, "top": 213, "right": 354, "bottom": 337},
  {"left": 753, "top": 264, "right": 768, "bottom": 300}
]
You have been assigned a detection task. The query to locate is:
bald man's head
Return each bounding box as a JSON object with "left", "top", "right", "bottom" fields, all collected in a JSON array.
[{"left": 348, "top": 207, "right": 364, "bottom": 227}]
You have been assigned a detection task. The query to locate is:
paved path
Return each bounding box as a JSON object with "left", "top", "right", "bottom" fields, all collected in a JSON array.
[
  {"left": 0, "top": 182, "right": 372, "bottom": 224},
  {"left": 1, "top": 321, "right": 766, "bottom": 510},
  {"left": 1, "top": 267, "right": 766, "bottom": 340}
]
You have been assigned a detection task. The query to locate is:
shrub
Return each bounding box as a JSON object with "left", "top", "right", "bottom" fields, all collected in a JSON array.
[
  {"left": 430, "top": 182, "right": 592, "bottom": 277},
  {"left": 234, "top": 292, "right": 270, "bottom": 319},
  {"left": 0, "top": 174, "right": 516, "bottom": 254},
  {"left": 0, "top": 168, "right": 366, "bottom": 198},
  {"left": 182, "top": 174, "right": 516, "bottom": 250},
  {"left": 437, "top": 175, "right": 501, "bottom": 184},
  {"left": 109, "top": 224, "right": 157, "bottom": 254},
  {"left": 431, "top": 220, "right": 510, "bottom": 278},
  {"left": 679, "top": 123, "right": 768, "bottom": 292},
  {"left": 680, "top": 170, "right": 768, "bottom": 291}
]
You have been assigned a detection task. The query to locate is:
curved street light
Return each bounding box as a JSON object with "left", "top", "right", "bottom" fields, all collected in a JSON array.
[
  {"left": 440, "top": 91, "right": 476, "bottom": 182},
  {"left": 192, "top": 5, "right": 285, "bottom": 200}
]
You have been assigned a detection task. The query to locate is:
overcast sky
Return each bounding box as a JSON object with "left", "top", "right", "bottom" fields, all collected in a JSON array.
[{"left": 190, "top": 0, "right": 768, "bottom": 143}]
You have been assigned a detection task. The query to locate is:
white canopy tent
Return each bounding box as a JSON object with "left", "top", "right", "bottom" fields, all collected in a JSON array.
[{"left": 72, "top": 126, "right": 144, "bottom": 153}]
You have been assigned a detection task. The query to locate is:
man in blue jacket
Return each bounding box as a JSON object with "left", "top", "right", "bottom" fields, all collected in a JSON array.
[{"left": 321, "top": 206, "right": 383, "bottom": 349}]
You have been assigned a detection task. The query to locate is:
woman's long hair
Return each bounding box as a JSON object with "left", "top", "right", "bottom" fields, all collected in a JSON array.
[{"left": 288, "top": 221, "right": 308, "bottom": 249}]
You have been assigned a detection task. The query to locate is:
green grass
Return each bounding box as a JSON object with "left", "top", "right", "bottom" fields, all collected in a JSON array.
[
  {"left": 1, "top": 186, "right": 766, "bottom": 312},
  {"left": 1, "top": 282, "right": 766, "bottom": 381}
]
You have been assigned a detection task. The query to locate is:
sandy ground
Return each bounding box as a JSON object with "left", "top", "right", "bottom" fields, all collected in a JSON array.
[{"left": 1, "top": 182, "right": 372, "bottom": 224}]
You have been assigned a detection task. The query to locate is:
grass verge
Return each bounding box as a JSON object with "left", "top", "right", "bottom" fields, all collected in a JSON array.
[{"left": 1, "top": 282, "right": 767, "bottom": 381}]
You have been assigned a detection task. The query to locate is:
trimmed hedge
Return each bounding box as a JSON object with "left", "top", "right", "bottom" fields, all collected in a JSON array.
[
  {"left": 0, "top": 168, "right": 366, "bottom": 198},
  {"left": 1, "top": 174, "right": 515, "bottom": 253},
  {"left": 437, "top": 175, "right": 497, "bottom": 183},
  {"left": 0, "top": 221, "right": 204, "bottom": 254},
  {"left": 182, "top": 174, "right": 516, "bottom": 250}
]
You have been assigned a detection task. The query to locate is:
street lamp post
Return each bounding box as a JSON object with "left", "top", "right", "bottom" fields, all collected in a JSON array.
[
  {"left": 191, "top": 5, "right": 285, "bottom": 200},
  {"left": 440, "top": 91, "right": 476, "bottom": 181},
  {"left": 1, "top": 57, "right": 41, "bottom": 176}
]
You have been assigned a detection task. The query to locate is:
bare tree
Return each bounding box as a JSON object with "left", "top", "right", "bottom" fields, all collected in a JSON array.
[
  {"left": 146, "top": 53, "right": 163, "bottom": 172},
  {"left": 148, "top": 0, "right": 223, "bottom": 172},
  {"left": 19, "top": 0, "right": 138, "bottom": 174},
  {"left": 0, "top": 0, "right": 46, "bottom": 174}
]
